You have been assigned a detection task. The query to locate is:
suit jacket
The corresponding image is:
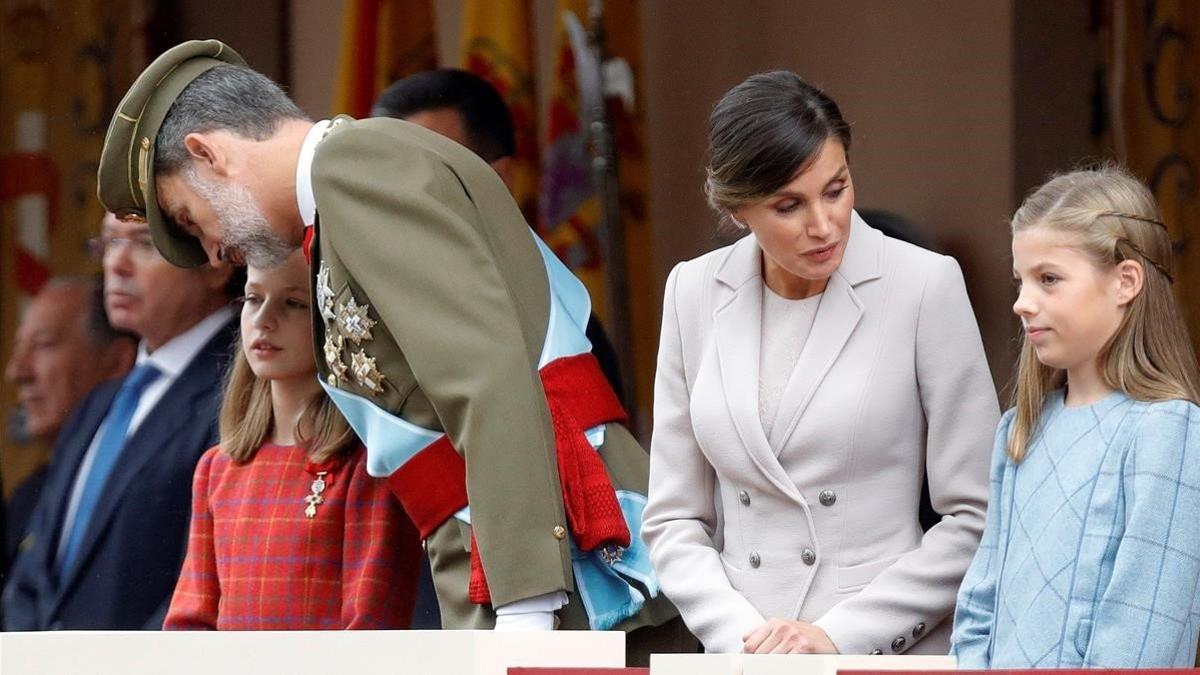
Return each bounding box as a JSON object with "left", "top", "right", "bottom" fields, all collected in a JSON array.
[
  {"left": 307, "top": 117, "right": 676, "bottom": 630},
  {"left": 1, "top": 319, "right": 235, "bottom": 630},
  {"left": 643, "top": 213, "right": 999, "bottom": 654}
]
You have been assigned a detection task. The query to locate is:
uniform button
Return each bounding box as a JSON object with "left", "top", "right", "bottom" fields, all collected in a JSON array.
[
  {"left": 870, "top": 649, "right": 883, "bottom": 656},
  {"left": 801, "top": 548, "right": 816, "bottom": 565},
  {"left": 891, "top": 636, "right": 906, "bottom": 652},
  {"left": 913, "top": 622, "right": 926, "bottom": 638},
  {"left": 818, "top": 489, "right": 837, "bottom": 506},
  {"left": 552, "top": 525, "right": 567, "bottom": 540},
  {"left": 738, "top": 490, "right": 750, "bottom": 506},
  {"left": 749, "top": 552, "right": 761, "bottom": 568}
]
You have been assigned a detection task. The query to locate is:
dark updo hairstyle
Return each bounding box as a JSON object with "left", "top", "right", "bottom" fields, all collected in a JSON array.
[{"left": 705, "top": 71, "right": 852, "bottom": 221}]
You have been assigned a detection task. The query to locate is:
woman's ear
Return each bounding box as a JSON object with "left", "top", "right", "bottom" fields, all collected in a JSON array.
[{"left": 1114, "top": 258, "right": 1145, "bottom": 307}]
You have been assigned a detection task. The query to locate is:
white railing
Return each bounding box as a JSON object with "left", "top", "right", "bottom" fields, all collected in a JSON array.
[
  {"left": 651, "top": 654, "right": 957, "bottom": 675},
  {"left": 0, "top": 629, "right": 625, "bottom": 675}
]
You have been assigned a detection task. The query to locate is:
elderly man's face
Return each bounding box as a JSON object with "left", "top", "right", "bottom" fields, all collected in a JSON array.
[
  {"left": 101, "top": 215, "right": 230, "bottom": 351},
  {"left": 5, "top": 284, "right": 124, "bottom": 440}
]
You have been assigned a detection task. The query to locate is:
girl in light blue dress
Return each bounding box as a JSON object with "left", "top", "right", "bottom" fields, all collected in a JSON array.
[{"left": 951, "top": 166, "right": 1200, "bottom": 668}]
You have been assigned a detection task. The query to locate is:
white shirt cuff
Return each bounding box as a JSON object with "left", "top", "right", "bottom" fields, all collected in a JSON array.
[{"left": 493, "top": 591, "right": 568, "bottom": 631}]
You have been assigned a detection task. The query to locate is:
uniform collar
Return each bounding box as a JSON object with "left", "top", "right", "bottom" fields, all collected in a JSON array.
[{"left": 295, "top": 119, "right": 331, "bottom": 227}]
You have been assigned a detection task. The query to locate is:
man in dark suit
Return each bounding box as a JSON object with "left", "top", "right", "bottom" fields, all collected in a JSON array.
[
  {"left": 4, "top": 267, "right": 137, "bottom": 564},
  {"left": 2, "top": 212, "right": 239, "bottom": 630}
]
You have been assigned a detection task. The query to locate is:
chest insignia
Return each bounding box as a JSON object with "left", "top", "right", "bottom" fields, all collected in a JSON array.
[
  {"left": 316, "top": 262, "right": 336, "bottom": 324},
  {"left": 350, "top": 348, "right": 386, "bottom": 394},
  {"left": 323, "top": 333, "right": 348, "bottom": 386},
  {"left": 336, "top": 296, "right": 377, "bottom": 345}
]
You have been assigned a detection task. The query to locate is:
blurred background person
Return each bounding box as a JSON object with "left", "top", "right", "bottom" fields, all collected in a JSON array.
[
  {"left": 2, "top": 213, "right": 239, "bottom": 631},
  {"left": 3, "top": 268, "right": 136, "bottom": 564}
]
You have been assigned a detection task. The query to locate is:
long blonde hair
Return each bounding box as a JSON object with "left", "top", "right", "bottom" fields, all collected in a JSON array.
[
  {"left": 1008, "top": 165, "right": 1200, "bottom": 462},
  {"left": 219, "top": 344, "right": 356, "bottom": 464}
]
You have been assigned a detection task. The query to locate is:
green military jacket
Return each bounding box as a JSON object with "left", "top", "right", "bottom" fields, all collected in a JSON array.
[{"left": 307, "top": 117, "right": 675, "bottom": 631}]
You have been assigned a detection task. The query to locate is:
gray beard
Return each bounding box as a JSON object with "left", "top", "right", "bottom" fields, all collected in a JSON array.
[{"left": 184, "top": 166, "right": 294, "bottom": 269}]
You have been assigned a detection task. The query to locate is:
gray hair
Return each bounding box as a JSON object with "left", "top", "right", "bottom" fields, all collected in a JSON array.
[{"left": 155, "top": 64, "right": 309, "bottom": 176}]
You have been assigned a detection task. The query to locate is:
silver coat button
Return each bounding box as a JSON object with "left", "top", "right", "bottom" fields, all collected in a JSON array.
[
  {"left": 870, "top": 649, "right": 883, "bottom": 655},
  {"left": 891, "top": 636, "right": 906, "bottom": 652},
  {"left": 819, "top": 489, "right": 837, "bottom": 506},
  {"left": 801, "top": 548, "right": 816, "bottom": 565},
  {"left": 738, "top": 490, "right": 750, "bottom": 506},
  {"left": 913, "top": 622, "right": 926, "bottom": 638},
  {"left": 749, "top": 552, "right": 761, "bottom": 568}
]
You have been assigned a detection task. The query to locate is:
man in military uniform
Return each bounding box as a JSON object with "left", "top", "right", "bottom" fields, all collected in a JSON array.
[{"left": 96, "top": 40, "right": 685, "bottom": 660}]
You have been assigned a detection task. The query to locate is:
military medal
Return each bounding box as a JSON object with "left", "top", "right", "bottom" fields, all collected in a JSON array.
[
  {"left": 304, "top": 471, "right": 328, "bottom": 518},
  {"left": 323, "top": 333, "right": 348, "bottom": 385},
  {"left": 336, "top": 296, "right": 377, "bottom": 345},
  {"left": 350, "top": 349, "right": 385, "bottom": 394},
  {"left": 316, "top": 262, "right": 336, "bottom": 323},
  {"left": 599, "top": 544, "right": 625, "bottom": 566}
]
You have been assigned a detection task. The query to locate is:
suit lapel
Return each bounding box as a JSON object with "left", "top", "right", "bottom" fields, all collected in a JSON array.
[
  {"left": 36, "top": 384, "right": 118, "bottom": 570},
  {"left": 56, "top": 321, "right": 231, "bottom": 595},
  {"left": 766, "top": 273, "right": 863, "bottom": 451},
  {"left": 768, "top": 212, "right": 883, "bottom": 451},
  {"left": 713, "top": 238, "right": 803, "bottom": 502}
]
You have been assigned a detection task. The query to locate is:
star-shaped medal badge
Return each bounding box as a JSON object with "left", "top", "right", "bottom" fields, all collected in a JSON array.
[
  {"left": 316, "top": 263, "right": 336, "bottom": 324},
  {"left": 323, "top": 333, "right": 348, "bottom": 386},
  {"left": 350, "top": 349, "right": 385, "bottom": 394},
  {"left": 336, "top": 296, "right": 377, "bottom": 345}
]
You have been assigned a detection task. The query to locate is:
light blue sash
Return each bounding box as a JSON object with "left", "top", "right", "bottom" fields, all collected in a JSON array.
[{"left": 320, "top": 230, "right": 658, "bottom": 628}]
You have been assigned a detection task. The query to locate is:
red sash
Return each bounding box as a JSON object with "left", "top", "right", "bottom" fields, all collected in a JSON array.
[{"left": 384, "top": 352, "right": 629, "bottom": 604}]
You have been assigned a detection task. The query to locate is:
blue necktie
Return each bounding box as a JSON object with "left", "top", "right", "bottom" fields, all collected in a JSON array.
[{"left": 58, "top": 363, "right": 162, "bottom": 578}]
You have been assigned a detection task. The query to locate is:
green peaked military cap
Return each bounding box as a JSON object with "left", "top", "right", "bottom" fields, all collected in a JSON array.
[{"left": 97, "top": 39, "right": 246, "bottom": 268}]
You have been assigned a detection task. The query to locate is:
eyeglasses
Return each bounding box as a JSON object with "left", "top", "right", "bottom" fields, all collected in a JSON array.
[{"left": 88, "top": 235, "right": 160, "bottom": 262}]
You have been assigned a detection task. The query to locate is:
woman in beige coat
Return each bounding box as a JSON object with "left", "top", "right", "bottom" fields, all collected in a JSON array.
[{"left": 643, "top": 71, "right": 999, "bottom": 655}]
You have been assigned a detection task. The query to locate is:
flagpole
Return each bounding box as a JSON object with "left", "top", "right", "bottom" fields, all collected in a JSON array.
[{"left": 585, "top": 0, "right": 637, "bottom": 428}]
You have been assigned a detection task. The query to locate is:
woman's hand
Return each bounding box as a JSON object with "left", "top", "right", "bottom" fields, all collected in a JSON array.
[{"left": 742, "top": 619, "right": 839, "bottom": 654}]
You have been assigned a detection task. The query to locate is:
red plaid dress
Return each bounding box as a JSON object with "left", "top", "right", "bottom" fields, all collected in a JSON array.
[{"left": 164, "top": 443, "right": 420, "bottom": 630}]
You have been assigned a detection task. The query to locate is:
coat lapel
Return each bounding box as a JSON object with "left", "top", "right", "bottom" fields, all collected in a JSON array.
[
  {"left": 713, "top": 237, "right": 803, "bottom": 502},
  {"left": 35, "top": 385, "right": 118, "bottom": 572},
  {"left": 767, "top": 212, "right": 883, "bottom": 451},
  {"left": 56, "top": 321, "right": 232, "bottom": 595}
]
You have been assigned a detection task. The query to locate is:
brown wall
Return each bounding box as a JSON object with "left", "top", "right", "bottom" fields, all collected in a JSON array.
[{"left": 641, "top": 0, "right": 1019, "bottom": 388}]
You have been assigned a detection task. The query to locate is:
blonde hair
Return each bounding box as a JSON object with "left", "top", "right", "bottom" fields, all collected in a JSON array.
[
  {"left": 219, "top": 343, "right": 356, "bottom": 464},
  {"left": 1008, "top": 165, "right": 1200, "bottom": 461}
]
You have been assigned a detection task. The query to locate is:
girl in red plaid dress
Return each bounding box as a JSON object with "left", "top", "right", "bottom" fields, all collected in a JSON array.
[{"left": 164, "top": 250, "right": 420, "bottom": 629}]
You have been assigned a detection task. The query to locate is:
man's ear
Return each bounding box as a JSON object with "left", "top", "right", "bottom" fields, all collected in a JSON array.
[
  {"left": 182, "top": 132, "right": 230, "bottom": 177},
  {"left": 489, "top": 156, "right": 516, "bottom": 193},
  {"left": 1114, "top": 258, "right": 1145, "bottom": 307}
]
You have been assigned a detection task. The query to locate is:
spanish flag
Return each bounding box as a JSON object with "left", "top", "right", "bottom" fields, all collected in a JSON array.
[
  {"left": 459, "top": 0, "right": 540, "bottom": 223},
  {"left": 540, "top": 0, "right": 603, "bottom": 306},
  {"left": 334, "top": 0, "right": 438, "bottom": 118}
]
